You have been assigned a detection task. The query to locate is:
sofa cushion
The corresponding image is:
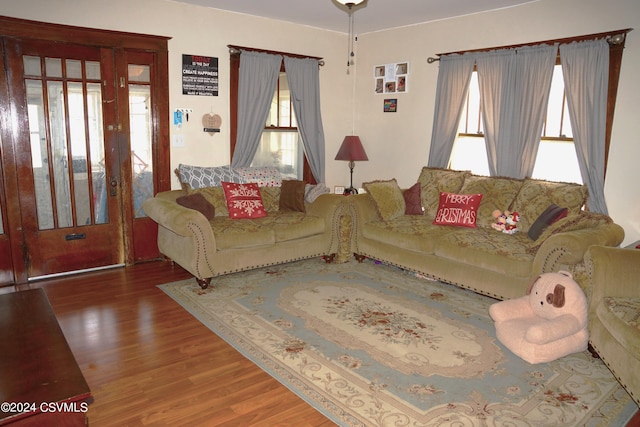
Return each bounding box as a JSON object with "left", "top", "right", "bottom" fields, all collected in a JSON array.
[
  {"left": 363, "top": 179, "right": 406, "bottom": 221},
  {"left": 510, "top": 178, "right": 588, "bottom": 232},
  {"left": 222, "top": 182, "right": 267, "bottom": 219},
  {"left": 416, "top": 167, "right": 468, "bottom": 220},
  {"left": 271, "top": 213, "right": 325, "bottom": 242},
  {"left": 596, "top": 297, "right": 640, "bottom": 356},
  {"left": 433, "top": 192, "right": 483, "bottom": 228},
  {"left": 235, "top": 166, "right": 282, "bottom": 187},
  {"left": 176, "top": 193, "right": 215, "bottom": 220},
  {"left": 459, "top": 175, "right": 523, "bottom": 228},
  {"left": 211, "top": 218, "right": 275, "bottom": 249},
  {"left": 403, "top": 183, "right": 423, "bottom": 215},
  {"left": 279, "top": 180, "right": 307, "bottom": 212},
  {"left": 210, "top": 213, "right": 325, "bottom": 250},
  {"left": 435, "top": 228, "right": 534, "bottom": 278},
  {"left": 178, "top": 164, "right": 245, "bottom": 189},
  {"left": 363, "top": 216, "right": 453, "bottom": 254}
]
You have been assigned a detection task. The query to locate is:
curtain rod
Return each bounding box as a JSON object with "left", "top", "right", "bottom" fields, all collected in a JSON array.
[
  {"left": 227, "top": 44, "right": 324, "bottom": 66},
  {"left": 427, "top": 28, "right": 633, "bottom": 64}
]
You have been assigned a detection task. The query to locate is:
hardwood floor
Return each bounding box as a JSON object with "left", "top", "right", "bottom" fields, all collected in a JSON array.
[
  {"left": 2, "top": 260, "right": 638, "bottom": 427},
  {"left": 4, "top": 260, "right": 336, "bottom": 426}
]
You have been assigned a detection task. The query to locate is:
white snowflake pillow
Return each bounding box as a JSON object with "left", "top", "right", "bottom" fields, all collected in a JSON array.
[{"left": 221, "top": 182, "right": 267, "bottom": 219}]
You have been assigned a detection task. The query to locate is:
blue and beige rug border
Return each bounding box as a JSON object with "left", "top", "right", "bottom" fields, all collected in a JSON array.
[{"left": 158, "top": 258, "right": 638, "bottom": 426}]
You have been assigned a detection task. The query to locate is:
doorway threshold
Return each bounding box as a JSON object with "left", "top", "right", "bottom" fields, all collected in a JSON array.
[{"left": 28, "top": 264, "right": 126, "bottom": 282}]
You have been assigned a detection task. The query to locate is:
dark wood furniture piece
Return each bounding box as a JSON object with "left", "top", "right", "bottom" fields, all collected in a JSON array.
[{"left": 0, "top": 288, "right": 90, "bottom": 426}]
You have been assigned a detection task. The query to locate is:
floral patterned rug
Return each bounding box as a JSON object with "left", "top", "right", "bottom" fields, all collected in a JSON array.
[{"left": 159, "top": 258, "right": 637, "bottom": 426}]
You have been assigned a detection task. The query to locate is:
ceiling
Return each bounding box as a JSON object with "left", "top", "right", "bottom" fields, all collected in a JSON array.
[{"left": 169, "top": 0, "right": 537, "bottom": 34}]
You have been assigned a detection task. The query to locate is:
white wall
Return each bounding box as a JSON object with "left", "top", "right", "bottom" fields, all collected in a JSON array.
[
  {"left": 1, "top": 0, "right": 638, "bottom": 246},
  {"left": 354, "top": 0, "right": 640, "bottom": 246},
  {"left": 0, "top": 0, "right": 351, "bottom": 189}
]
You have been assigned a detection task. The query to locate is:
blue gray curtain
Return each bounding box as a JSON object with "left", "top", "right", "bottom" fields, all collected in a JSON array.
[
  {"left": 231, "top": 51, "right": 282, "bottom": 168},
  {"left": 427, "top": 53, "right": 475, "bottom": 168},
  {"left": 476, "top": 44, "right": 557, "bottom": 178},
  {"left": 561, "top": 39, "right": 610, "bottom": 214},
  {"left": 283, "top": 56, "right": 326, "bottom": 183}
]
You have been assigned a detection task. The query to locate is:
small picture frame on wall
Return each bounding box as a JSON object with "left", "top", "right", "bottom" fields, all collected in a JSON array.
[
  {"left": 334, "top": 186, "right": 345, "bottom": 194},
  {"left": 384, "top": 99, "right": 397, "bottom": 112}
]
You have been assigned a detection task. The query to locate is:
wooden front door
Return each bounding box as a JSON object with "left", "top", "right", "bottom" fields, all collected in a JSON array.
[
  {"left": 4, "top": 39, "right": 124, "bottom": 278},
  {"left": 0, "top": 17, "right": 170, "bottom": 284}
]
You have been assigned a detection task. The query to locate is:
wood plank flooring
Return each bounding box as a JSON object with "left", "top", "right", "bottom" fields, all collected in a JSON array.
[
  {"left": 4, "top": 260, "right": 336, "bottom": 426},
  {"left": 2, "top": 260, "right": 638, "bottom": 426}
]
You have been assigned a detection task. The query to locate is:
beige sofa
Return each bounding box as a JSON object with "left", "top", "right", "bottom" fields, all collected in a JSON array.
[
  {"left": 586, "top": 245, "right": 640, "bottom": 406},
  {"left": 349, "top": 167, "right": 624, "bottom": 301},
  {"left": 143, "top": 185, "right": 347, "bottom": 288}
]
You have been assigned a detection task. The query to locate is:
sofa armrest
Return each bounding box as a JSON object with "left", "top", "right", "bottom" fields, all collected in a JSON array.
[
  {"left": 532, "top": 222, "right": 624, "bottom": 273},
  {"left": 143, "top": 196, "right": 215, "bottom": 243},
  {"left": 586, "top": 245, "right": 640, "bottom": 302},
  {"left": 305, "top": 193, "right": 347, "bottom": 220}
]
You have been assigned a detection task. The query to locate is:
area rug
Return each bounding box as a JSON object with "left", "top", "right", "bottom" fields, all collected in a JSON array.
[{"left": 159, "top": 258, "right": 638, "bottom": 426}]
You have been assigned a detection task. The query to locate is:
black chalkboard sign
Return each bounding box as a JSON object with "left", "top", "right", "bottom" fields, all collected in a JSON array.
[{"left": 182, "top": 54, "right": 218, "bottom": 96}]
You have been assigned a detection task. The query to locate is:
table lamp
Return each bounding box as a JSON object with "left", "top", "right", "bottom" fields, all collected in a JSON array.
[{"left": 335, "top": 135, "right": 368, "bottom": 194}]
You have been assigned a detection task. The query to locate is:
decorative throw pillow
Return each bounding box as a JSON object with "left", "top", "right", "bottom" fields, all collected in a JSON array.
[
  {"left": 279, "top": 180, "right": 306, "bottom": 212},
  {"left": 363, "top": 179, "right": 406, "bottom": 221},
  {"left": 433, "top": 192, "right": 483, "bottom": 228},
  {"left": 178, "top": 164, "right": 245, "bottom": 190},
  {"left": 235, "top": 166, "right": 282, "bottom": 187},
  {"left": 403, "top": 183, "right": 423, "bottom": 215},
  {"left": 221, "top": 182, "right": 267, "bottom": 219},
  {"left": 527, "top": 203, "right": 569, "bottom": 240},
  {"left": 176, "top": 193, "right": 215, "bottom": 220}
]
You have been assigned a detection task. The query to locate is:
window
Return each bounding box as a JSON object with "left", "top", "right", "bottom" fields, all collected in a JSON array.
[
  {"left": 229, "top": 47, "right": 317, "bottom": 184},
  {"left": 447, "top": 30, "right": 627, "bottom": 184},
  {"left": 251, "top": 72, "right": 304, "bottom": 180},
  {"left": 451, "top": 65, "right": 582, "bottom": 183}
]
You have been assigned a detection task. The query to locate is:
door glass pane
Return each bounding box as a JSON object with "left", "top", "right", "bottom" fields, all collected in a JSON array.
[
  {"left": 26, "top": 79, "right": 54, "bottom": 230},
  {"left": 87, "top": 82, "right": 107, "bottom": 224},
  {"left": 129, "top": 81, "right": 153, "bottom": 218},
  {"left": 86, "top": 61, "right": 101, "bottom": 80},
  {"left": 45, "top": 57, "right": 62, "bottom": 78},
  {"left": 68, "top": 82, "right": 91, "bottom": 226},
  {"left": 47, "top": 81, "right": 72, "bottom": 228},
  {"left": 66, "top": 59, "right": 82, "bottom": 79},
  {"left": 23, "top": 56, "right": 41, "bottom": 77}
]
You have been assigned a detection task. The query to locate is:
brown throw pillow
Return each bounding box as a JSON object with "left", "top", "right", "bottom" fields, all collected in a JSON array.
[
  {"left": 279, "top": 180, "right": 307, "bottom": 212},
  {"left": 403, "top": 183, "right": 423, "bottom": 215},
  {"left": 527, "top": 203, "right": 569, "bottom": 240},
  {"left": 176, "top": 193, "right": 215, "bottom": 220}
]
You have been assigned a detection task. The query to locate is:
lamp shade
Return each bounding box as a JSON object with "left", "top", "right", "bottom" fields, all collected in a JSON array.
[{"left": 334, "top": 136, "right": 368, "bottom": 161}]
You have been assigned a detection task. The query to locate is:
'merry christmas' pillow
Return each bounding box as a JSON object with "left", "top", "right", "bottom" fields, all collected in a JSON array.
[{"left": 433, "top": 192, "right": 483, "bottom": 228}]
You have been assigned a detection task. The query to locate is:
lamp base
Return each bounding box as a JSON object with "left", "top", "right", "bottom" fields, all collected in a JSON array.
[{"left": 344, "top": 186, "right": 359, "bottom": 195}]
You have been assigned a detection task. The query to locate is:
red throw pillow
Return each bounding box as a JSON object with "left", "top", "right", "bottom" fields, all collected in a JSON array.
[
  {"left": 403, "top": 182, "right": 423, "bottom": 215},
  {"left": 222, "top": 182, "right": 267, "bottom": 219},
  {"left": 432, "top": 192, "right": 483, "bottom": 228}
]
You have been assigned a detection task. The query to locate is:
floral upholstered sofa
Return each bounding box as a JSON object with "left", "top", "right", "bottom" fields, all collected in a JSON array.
[
  {"left": 348, "top": 167, "right": 624, "bottom": 301},
  {"left": 143, "top": 165, "right": 345, "bottom": 288}
]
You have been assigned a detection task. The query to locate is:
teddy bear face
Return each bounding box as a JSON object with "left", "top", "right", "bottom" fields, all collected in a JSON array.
[{"left": 527, "top": 271, "right": 588, "bottom": 321}]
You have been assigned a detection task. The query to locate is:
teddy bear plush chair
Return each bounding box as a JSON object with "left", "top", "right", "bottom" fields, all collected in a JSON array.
[{"left": 489, "top": 271, "right": 588, "bottom": 364}]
